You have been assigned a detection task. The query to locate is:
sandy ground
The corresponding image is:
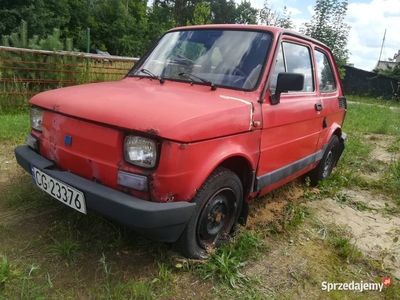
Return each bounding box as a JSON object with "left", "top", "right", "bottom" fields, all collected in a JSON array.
[
  {"left": 309, "top": 191, "right": 400, "bottom": 279},
  {"left": 310, "top": 132, "right": 400, "bottom": 279}
]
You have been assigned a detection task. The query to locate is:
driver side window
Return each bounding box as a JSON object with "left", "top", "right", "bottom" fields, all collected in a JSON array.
[{"left": 270, "top": 42, "right": 314, "bottom": 93}]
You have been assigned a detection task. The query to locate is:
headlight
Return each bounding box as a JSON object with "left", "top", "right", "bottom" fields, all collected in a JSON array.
[
  {"left": 30, "top": 107, "right": 43, "bottom": 132},
  {"left": 124, "top": 136, "right": 157, "bottom": 168}
]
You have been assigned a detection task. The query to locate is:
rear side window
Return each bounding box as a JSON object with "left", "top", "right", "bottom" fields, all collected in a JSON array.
[
  {"left": 270, "top": 42, "right": 314, "bottom": 93},
  {"left": 315, "top": 50, "right": 336, "bottom": 93}
]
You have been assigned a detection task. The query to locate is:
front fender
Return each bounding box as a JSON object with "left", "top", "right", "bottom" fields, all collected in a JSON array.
[{"left": 150, "top": 130, "right": 261, "bottom": 202}]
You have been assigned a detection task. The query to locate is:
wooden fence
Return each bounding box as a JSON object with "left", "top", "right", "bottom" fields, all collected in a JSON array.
[{"left": 0, "top": 46, "right": 139, "bottom": 111}]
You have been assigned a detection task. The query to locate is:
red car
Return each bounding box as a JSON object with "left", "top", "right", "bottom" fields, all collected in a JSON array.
[{"left": 15, "top": 25, "right": 347, "bottom": 258}]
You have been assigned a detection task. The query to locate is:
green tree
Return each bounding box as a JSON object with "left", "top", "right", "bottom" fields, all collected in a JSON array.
[
  {"left": 258, "top": 0, "right": 293, "bottom": 29},
  {"left": 0, "top": 0, "right": 71, "bottom": 41},
  {"left": 301, "top": 0, "right": 350, "bottom": 74},
  {"left": 146, "top": 4, "right": 175, "bottom": 46},
  {"left": 87, "top": 0, "right": 148, "bottom": 56},
  {"left": 188, "top": 1, "right": 212, "bottom": 25},
  {"left": 209, "top": 0, "right": 237, "bottom": 24},
  {"left": 378, "top": 64, "right": 400, "bottom": 81},
  {"left": 236, "top": 1, "right": 258, "bottom": 24}
]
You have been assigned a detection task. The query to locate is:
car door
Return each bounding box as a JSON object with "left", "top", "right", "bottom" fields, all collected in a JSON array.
[
  {"left": 314, "top": 47, "right": 346, "bottom": 150},
  {"left": 256, "top": 37, "right": 324, "bottom": 193}
]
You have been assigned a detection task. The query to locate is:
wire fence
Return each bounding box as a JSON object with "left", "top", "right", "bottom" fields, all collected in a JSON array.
[{"left": 0, "top": 46, "right": 139, "bottom": 112}]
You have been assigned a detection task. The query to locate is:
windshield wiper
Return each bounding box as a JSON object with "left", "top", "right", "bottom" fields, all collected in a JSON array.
[
  {"left": 140, "top": 69, "right": 165, "bottom": 84},
  {"left": 178, "top": 72, "right": 217, "bottom": 91}
]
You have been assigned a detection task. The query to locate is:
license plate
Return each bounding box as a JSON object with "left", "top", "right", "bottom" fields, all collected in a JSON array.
[{"left": 31, "top": 166, "right": 87, "bottom": 214}]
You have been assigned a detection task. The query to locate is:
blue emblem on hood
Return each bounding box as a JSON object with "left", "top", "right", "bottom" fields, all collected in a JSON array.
[{"left": 64, "top": 135, "right": 72, "bottom": 146}]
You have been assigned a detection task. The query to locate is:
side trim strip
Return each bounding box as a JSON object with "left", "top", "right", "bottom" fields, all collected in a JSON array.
[{"left": 256, "top": 144, "right": 328, "bottom": 190}]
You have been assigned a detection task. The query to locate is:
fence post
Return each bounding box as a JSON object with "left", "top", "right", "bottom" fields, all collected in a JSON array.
[{"left": 86, "top": 28, "right": 90, "bottom": 69}]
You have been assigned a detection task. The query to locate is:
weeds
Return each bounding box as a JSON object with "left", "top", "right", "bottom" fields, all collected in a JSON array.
[
  {"left": 197, "top": 231, "right": 265, "bottom": 288},
  {"left": 331, "top": 236, "right": 362, "bottom": 264},
  {"left": 49, "top": 237, "right": 81, "bottom": 264},
  {"left": 0, "top": 256, "right": 20, "bottom": 289},
  {"left": 314, "top": 222, "right": 362, "bottom": 265},
  {"left": 282, "top": 203, "right": 309, "bottom": 230},
  {"left": 99, "top": 253, "right": 113, "bottom": 298},
  {"left": 378, "top": 160, "right": 400, "bottom": 199},
  {"left": 388, "top": 138, "right": 400, "bottom": 153},
  {"left": 20, "top": 263, "right": 41, "bottom": 299}
]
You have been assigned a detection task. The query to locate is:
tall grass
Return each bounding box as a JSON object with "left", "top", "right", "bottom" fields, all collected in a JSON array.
[
  {"left": 344, "top": 102, "right": 400, "bottom": 135},
  {"left": 0, "top": 113, "right": 29, "bottom": 144}
]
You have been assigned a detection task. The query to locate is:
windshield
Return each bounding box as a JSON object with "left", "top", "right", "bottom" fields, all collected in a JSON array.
[{"left": 129, "top": 29, "right": 272, "bottom": 90}]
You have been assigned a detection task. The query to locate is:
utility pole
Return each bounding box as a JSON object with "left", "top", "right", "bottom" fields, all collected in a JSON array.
[{"left": 378, "top": 29, "right": 386, "bottom": 62}]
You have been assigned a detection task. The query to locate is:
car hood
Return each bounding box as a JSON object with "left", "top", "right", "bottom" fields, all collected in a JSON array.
[{"left": 30, "top": 78, "right": 255, "bottom": 142}]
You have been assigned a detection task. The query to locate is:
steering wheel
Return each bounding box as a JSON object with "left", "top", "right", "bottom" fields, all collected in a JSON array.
[
  {"left": 176, "top": 54, "right": 195, "bottom": 65},
  {"left": 231, "top": 67, "right": 246, "bottom": 77},
  {"left": 214, "top": 63, "right": 246, "bottom": 77}
]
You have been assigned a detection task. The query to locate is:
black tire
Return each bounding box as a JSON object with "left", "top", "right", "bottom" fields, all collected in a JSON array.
[
  {"left": 307, "top": 135, "right": 339, "bottom": 186},
  {"left": 173, "top": 167, "right": 243, "bottom": 259}
]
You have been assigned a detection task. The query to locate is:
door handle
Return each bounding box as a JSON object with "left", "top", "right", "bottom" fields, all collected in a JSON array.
[{"left": 315, "top": 103, "right": 323, "bottom": 111}]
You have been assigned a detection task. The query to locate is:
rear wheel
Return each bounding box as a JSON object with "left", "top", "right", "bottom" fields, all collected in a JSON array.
[
  {"left": 174, "top": 167, "right": 242, "bottom": 259},
  {"left": 307, "top": 135, "right": 339, "bottom": 186}
]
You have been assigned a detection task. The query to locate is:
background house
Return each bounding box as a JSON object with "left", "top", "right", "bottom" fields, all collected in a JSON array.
[{"left": 375, "top": 50, "right": 400, "bottom": 71}]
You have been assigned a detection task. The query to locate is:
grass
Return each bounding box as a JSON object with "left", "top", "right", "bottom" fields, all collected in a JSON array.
[
  {"left": 0, "top": 113, "right": 29, "bottom": 144},
  {"left": 48, "top": 237, "right": 81, "bottom": 264},
  {"left": 344, "top": 102, "right": 400, "bottom": 135},
  {"left": 378, "top": 160, "right": 400, "bottom": 200},
  {"left": 2, "top": 175, "right": 58, "bottom": 212},
  {"left": 349, "top": 95, "right": 400, "bottom": 108},
  {"left": 0, "top": 255, "right": 20, "bottom": 288},
  {"left": 388, "top": 137, "right": 400, "bottom": 153},
  {"left": 197, "top": 231, "right": 266, "bottom": 288},
  {"left": 330, "top": 234, "right": 363, "bottom": 264}
]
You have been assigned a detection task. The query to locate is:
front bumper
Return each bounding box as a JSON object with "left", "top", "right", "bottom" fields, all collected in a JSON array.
[{"left": 14, "top": 145, "right": 196, "bottom": 243}]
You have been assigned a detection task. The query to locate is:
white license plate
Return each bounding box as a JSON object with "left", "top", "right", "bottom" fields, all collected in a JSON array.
[{"left": 31, "top": 166, "right": 87, "bottom": 214}]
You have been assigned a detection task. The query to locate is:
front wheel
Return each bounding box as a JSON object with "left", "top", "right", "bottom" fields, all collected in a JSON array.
[
  {"left": 174, "top": 167, "right": 243, "bottom": 259},
  {"left": 307, "top": 135, "right": 339, "bottom": 186}
]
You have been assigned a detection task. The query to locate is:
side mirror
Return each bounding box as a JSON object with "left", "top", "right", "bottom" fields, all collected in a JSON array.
[{"left": 270, "top": 73, "right": 304, "bottom": 105}]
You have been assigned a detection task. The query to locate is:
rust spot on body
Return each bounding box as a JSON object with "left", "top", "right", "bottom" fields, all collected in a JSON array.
[
  {"left": 146, "top": 128, "right": 159, "bottom": 136},
  {"left": 117, "top": 160, "right": 123, "bottom": 169}
]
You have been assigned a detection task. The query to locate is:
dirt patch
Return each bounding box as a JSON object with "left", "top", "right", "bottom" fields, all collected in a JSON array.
[
  {"left": 0, "top": 144, "right": 20, "bottom": 184},
  {"left": 308, "top": 189, "right": 400, "bottom": 279},
  {"left": 364, "top": 134, "right": 398, "bottom": 163},
  {"left": 247, "top": 182, "right": 305, "bottom": 231}
]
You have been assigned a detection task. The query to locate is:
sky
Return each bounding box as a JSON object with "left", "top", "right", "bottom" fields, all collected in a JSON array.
[{"left": 244, "top": 0, "right": 400, "bottom": 71}]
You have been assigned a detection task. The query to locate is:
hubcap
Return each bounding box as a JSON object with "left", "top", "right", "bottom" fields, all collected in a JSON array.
[
  {"left": 197, "top": 188, "right": 237, "bottom": 249},
  {"left": 322, "top": 150, "right": 334, "bottom": 178}
]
